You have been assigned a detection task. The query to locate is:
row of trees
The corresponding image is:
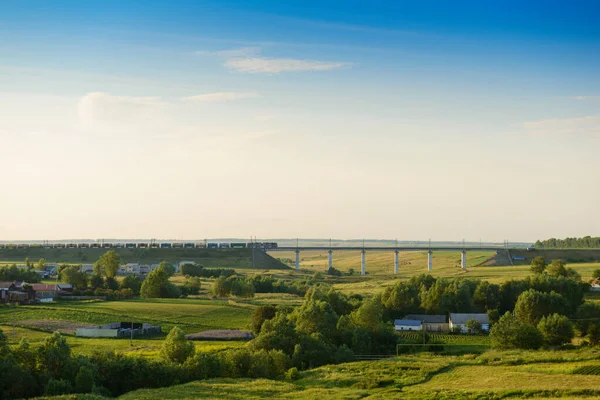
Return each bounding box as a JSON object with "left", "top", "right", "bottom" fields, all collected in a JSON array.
[
  {"left": 535, "top": 236, "right": 600, "bottom": 249},
  {"left": 211, "top": 275, "right": 310, "bottom": 298},
  {"left": 0, "top": 265, "right": 41, "bottom": 283}
]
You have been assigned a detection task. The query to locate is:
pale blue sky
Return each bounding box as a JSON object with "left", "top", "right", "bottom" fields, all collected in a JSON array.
[{"left": 1, "top": 1, "right": 598, "bottom": 241}]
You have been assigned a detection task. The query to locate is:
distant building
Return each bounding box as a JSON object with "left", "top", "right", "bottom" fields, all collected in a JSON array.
[
  {"left": 394, "top": 319, "right": 422, "bottom": 331},
  {"left": 76, "top": 322, "right": 161, "bottom": 338},
  {"left": 30, "top": 283, "right": 68, "bottom": 300},
  {"left": 1, "top": 281, "right": 35, "bottom": 304},
  {"left": 449, "top": 313, "right": 490, "bottom": 333},
  {"left": 81, "top": 264, "right": 94, "bottom": 274},
  {"left": 405, "top": 314, "right": 448, "bottom": 331}
]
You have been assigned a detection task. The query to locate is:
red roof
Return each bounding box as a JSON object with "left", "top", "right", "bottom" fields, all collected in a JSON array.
[{"left": 31, "top": 284, "right": 58, "bottom": 291}]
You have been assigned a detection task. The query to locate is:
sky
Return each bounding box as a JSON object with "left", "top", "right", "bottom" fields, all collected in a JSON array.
[{"left": 1, "top": 1, "right": 599, "bottom": 242}]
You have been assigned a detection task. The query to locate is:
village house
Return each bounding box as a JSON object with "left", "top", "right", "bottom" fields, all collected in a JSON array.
[
  {"left": 30, "top": 283, "right": 70, "bottom": 301},
  {"left": 0, "top": 281, "right": 36, "bottom": 304},
  {"left": 394, "top": 319, "right": 423, "bottom": 331},
  {"left": 405, "top": 314, "right": 448, "bottom": 332},
  {"left": 449, "top": 313, "right": 490, "bottom": 333}
]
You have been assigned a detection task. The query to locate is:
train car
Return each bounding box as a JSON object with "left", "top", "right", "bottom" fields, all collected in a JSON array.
[
  {"left": 0, "top": 244, "right": 5, "bottom": 249},
  {"left": 218, "top": 243, "right": 230, "bottom": 248},
  {"left": 184, "top": 243, "right": 195, "bottom": 248},
  {"left": 137, "top": 243, "right": 148, "bottom": 248},
  {"left": 231, "top": 243, "right": 247, "bottom": 248},
  {"left": 195, "top": 242, "right": 206, "bottom": 248},
  {"left": 150, "top": 243, "right": 159, "bottom": 248},
  {"left": 66, "top": 243, "right": 76, "bottom": 249},
  {"left": 207, "top": 243, "right": 218, "bottom": 248},
  {"left": 113, "top": 243, "right": 123, "bottom": 248},
  {"left": 29, "top": 244, "right": 42, "bottom": 249},
  {"left": 102, "top": 243, "right": 113, "bottom": 249},
  {"left": 55, "top": 243, "right": 66, "bottom": 249},
  {"left": 160, "top": 243, "right": 172, "bottom": 249},
  {"left": 78, "top": 243, "right": 89, "bottom": 248},
  {"left": 172, "top": 243, "right": 184, "bottom": 248},
  {"left": 125, "top": 243, "right": 136, "bottom": 249},
  {"left": 90, "top": 243, "right": 100, "bottom": 249}
]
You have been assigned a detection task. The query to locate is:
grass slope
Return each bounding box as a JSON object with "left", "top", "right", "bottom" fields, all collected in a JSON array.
[{"left": 0, "top": 247, "right": 288, "bottom": 269}]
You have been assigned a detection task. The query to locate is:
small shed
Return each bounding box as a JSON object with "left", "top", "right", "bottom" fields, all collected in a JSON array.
[
  {"left": 449, "top": 313, "right": 490, "bottom": 333},
  {"left": 394, "top": 319, "right": 422, "bottom": 331}
]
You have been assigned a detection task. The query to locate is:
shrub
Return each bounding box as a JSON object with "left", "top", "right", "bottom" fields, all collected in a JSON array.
[
  {"left": 252, "top": 305, "right": 277, "bottom": 334},
  {"left": 490, "top": 312, "right": 543, "bottom": 350},
  {"left": 537, "top": 313, "right": 574, "bottom": 346},
  {"left": 161, "top": 327, "right": 195, "bottom": 364},
  {"left": 285, "top": 367, "right": 300, "bottom": 381},
  {"left": 44, "top": 379, "right": 73, "bottom": 396}
]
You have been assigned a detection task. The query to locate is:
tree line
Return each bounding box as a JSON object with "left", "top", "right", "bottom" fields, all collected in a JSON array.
[{"left": 535, "top": 236, "right": 600, "bottom": 249}]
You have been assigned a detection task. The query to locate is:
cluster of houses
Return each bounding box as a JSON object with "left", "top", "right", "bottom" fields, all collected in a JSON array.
[
  {"left": 0, "top": 281, "right": 73, "bottom": 304},
  {"left": 394, "top": 313, "right": 490, "bottom": 333}
]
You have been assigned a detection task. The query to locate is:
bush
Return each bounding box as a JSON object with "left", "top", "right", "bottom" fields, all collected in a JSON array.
[
  {"left": 285, "top": 367, "right": 300, "bottom": 381},
  {"left": 537, "top": 313, "right": 574, "bottom": 346},
  {"left": 160, "top": 327, "right": 195, "bottom": 364},
  {"left": 490, "top": 312, "right": 543, "bottom": 350},
  {"left": 252, "top": 305, "right": 277, "bottom": 334},
  {"left": 44, "top": 378, "right": 73, "bottom": 396}
]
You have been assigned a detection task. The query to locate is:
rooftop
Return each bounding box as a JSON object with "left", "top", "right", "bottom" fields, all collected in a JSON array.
[
  {"left": 449, "top": 313, "right": 490, "bottom": 325},
  {"left": 394, "top": 319, "right": 422, "bottom": 327}
]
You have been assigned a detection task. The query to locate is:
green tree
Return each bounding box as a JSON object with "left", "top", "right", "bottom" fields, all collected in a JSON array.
[
  {"left": 61, "top": 266, "right": 88, "bottom": 289},
  {"left": 574, "top": 302, "right": 600, "bottom": 336},
  {"left": 490, "top": 312, "right": 543, "bottom": 350},
  {"left": 37, "top": 258, "right": 47, "bottom": 271},
  {"left": 546, "top": 259, "right": 567, "bottom": 277},
  {"left": 74, "top": 365, "right": 95, "bottom": 393},
  {"left": 120, "top": 275, "right": 142, "bottom": 294},
  {"left": 252, "top": 305, "right": 277, "bottom": 334},
  {"left": 465, "top": 318, "right": 482, "bottom": 334},
  {"left": 587, "top": 323, "right": 600, "bottom": 346},
  {"left": 160, "top": 327, "right": 195, "bottom": 364},
  {"left": 349, "top": 297, "right": 384, "bottom": 333},
  {"left": 473, "top": 281, "right": 500, "bottom": 311},
  {"left": 182, "top": 277, "right": 201, "bottom": 295},
  {"left": 537, "top": 313, "right": 574, "bottom": 346},
  {"left": 104, "top": 276, "right": 119, "bottom": 290},
  {"left": 514, "top": 289, "right": 568, "bottom": 325},
  {"left": 592, "top": 269, "right": 600, "bottom": 280},
  {"left": 38, "top": 332, "right": 73, "bottom": 380},
  {"left": 158, "top": 261, "right": 176, "bottom": 277},
  {"left": 25, "top": 257, "right": 31, "bottom": 268},
  {"left": 212, "top": 276, "right": 231, "bottom": 297},
  {"left": 89, "top": 274, "right": 104, "bottom": 290},
  {"left": 94, "top": 250, "right": 120, "bottom": 278},
  {"left": 530, "top": 256, "right": 546, "bottom": 274},
  {"left": 140, "top": 265, "right": 178, "bottom": 298},
  {"left": 292, "top": 300, "right": 338, "bottom": 339}
]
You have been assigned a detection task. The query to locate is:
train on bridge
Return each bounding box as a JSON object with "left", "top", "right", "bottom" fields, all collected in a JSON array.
[{"left": 0, "top": 241, "right": 279, "bottom": 250}]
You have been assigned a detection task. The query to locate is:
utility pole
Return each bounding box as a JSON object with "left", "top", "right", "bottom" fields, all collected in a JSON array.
[
  {"left": 130, "top": 315, "right": 134, "bottom": 347},
  {"left": 251, "top": 236, "right": 255, "bottom": 269}
]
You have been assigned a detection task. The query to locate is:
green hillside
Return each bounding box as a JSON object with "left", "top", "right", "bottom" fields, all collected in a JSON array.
[{"left": 0, "top": 247, "right": 289, "bottom": 270}]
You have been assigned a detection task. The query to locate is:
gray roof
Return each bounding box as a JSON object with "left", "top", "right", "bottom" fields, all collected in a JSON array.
[
  {"left": 405, "top": 314, "right": 446, "bottom": 323},
  {"left": 394, "top": 320, "right": 422, "bottom": 327},
  {"left": 449, "top": 313, "right": 490, "bottom": 325}
]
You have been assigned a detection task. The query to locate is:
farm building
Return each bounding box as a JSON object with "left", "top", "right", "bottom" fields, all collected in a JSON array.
[
  {"left": 0, "top": 281, "right": 35, "bottom": 304},
  {"left": 449, "top": 313, "right": 490, "bottom": 333},
  {"left": 76, "top": 322, "right": 161, "bottom": 338},
  {"left": 405, "top": 314, "right": 448, "bottom": 331},
  {"left": 30, "top": 283, "right": 71, "bottom": 300},
  {"left": 394, "top": 319, "right": 422, "bottom": 331}
]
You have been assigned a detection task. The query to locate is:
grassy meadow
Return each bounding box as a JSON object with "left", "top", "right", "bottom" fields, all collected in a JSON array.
[{"left": 109, "top": 349, "right": 600, "bottom": 399}]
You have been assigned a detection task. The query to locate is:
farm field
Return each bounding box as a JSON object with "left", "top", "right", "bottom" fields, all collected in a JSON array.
[
  {"left": 0, "top": 324, "right": 244, "bottom": 357},
  {"left": 0, "top": 298, "right": 254, "bottom": 334},
  {"left": 110, "top": 349, "right": 600, "bottom": 399}
]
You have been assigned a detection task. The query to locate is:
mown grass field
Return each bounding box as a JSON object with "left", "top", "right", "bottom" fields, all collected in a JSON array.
[
  {"left": 110, "top": 349, "right": 600, "bottom": 399},
  {"left": 0, "top": 298, "right": 253, "bottom": 334}
]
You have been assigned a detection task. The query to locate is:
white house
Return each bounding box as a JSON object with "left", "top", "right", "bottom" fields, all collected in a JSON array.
[
  {"left": 394, "top": 319, "right": 422, "bottom": 331},
  {"left": 449, "top": 313, "right": 490, "bottom": 333}
]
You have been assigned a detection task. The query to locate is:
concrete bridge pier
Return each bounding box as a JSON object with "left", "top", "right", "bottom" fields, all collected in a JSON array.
[
  {"left": 328, "top": 249, "right": 333, "bottom": 271},
  {"left": 461, "top": 250, "right": 467, "bottom": 269},
  {"left": 361, "top": 250, "right": 366, "bottom": 275},
  {"left": 394, "top": 250, "right": 399, "bottom": 274},
  {"left": 295, "top": 250, "right": 300, "bottom": 270},
  {"left": 428, "top": 250, "right": 433, "bottom": 271}
]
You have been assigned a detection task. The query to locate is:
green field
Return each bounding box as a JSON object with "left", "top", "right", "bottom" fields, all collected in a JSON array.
[
  {"left": 110, "top": 348, "right": 600, "bottom": 399},
  {"left": 0, "top": 247, "right": 288, "bottom": 269},
  {"left": 0, "top": 298, "right": 253, "bottom": 334}
]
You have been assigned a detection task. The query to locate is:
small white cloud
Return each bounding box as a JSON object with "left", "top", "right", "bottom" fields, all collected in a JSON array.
[
  {"left": 523, "top": 115, "right": 600, "bottom": 136},
  {"left": 196, "top": 47, "right": 262, "bottom": 58},
  {"left": 181, "top": 92, "right": 261, "bottom": 103},
  {"left": 225, "top": 57, "right": 350, "bottom": 73}
]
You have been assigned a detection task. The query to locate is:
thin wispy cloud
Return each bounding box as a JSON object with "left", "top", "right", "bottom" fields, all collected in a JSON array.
[
  {"left": 198, "top": 46, "right": 351, "bottom": 74},
  {"left": 182, "top": 92, "right": 261, "bottom": 102},
  {"left": 225, "top": 57, "right": 350, "bottom": 73},
  {"left": 523, "top": 115, "right": 600, "bottom": 136},
  {"left": 569, "top": 96, "right": 600, "bottom": 101},
  {"left": 196, "top": 47, "right": 262, "bottom": 58}
]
